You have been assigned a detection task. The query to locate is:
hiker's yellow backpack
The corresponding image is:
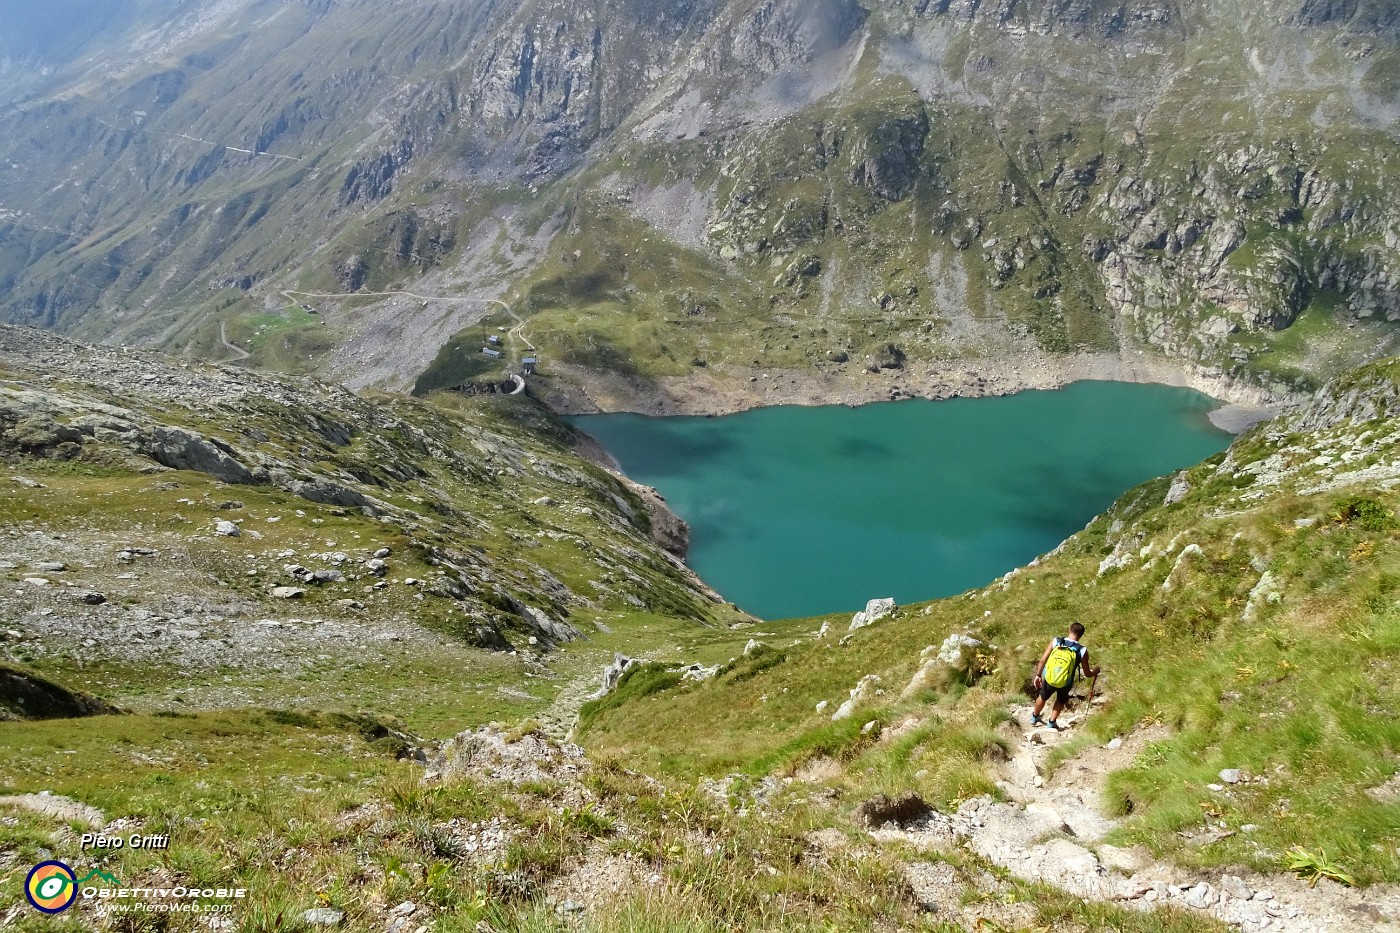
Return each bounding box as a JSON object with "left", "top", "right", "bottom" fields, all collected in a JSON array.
[{"left": 1042, "top": 638, "right": 1081, "bottom": 689}]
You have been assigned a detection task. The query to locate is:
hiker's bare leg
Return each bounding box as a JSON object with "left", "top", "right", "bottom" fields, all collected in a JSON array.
[
  {"left": 1032, "top": 695, "right": 1047, "bottom": 717},
  {"left": 1050, "top": 698, "right": 1067, "bottom": 723}
]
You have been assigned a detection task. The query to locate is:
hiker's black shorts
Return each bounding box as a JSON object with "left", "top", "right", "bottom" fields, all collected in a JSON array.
[{"left": 1039, "top": 681, "right": 1071, "bottom": 704}]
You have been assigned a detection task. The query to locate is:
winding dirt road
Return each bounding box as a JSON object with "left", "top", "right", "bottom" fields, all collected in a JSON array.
[
  {"left": 280, "top": 288, "right": 533, "bottom": 369},
  {"left": 218, "top": 322, "right": 250, "bottom": 363}
]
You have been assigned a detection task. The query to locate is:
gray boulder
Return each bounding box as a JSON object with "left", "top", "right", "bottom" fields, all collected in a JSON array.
[
  {"left": 849, "top": 597, "right": 896, "bottom": 631},
  {"left": 832, "top": 674, "right": 882, "bottom": 721},
  {"left": 138, "top": 427, "right": 254, "bottom": 484},
  {"left": 1164, "top": 470, "right": 1191, "bottom": 505},
  {"left": 590, "top": 654, "right": 638, "bottom": 699},
  {"left": 520, "top": 606, "right": 581, "bottom": 646},
  {"left": 903, "top": 634, "right": 986, "bottom": 696},
  {"left": 302, "top": 908, "right": 344, "bottom": 927},
  {"left": 936, "top": 633, "right": 984, "bottom": 669},
  {"left": 285, "top": 478, "right": 370, "bottom": 509}
]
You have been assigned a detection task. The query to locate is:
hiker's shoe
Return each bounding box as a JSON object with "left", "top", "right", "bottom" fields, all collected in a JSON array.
[
  {"left": 1046, "top": 719, "right": 1061, "bottom": 731},
  {"left": 1030, "top": 714, "right": 1045, "bottom": 727}
]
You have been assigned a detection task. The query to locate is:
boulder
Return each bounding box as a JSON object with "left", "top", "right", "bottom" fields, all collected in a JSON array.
[
  {"left": 427, "top": 726, "right": 588, "bottom": 786},
  {"left": 832, "top": 674, "right": 881, "bottom": 720},
  {"left": 284, "top": 478, "right": 370, "bottom": 509},
  {"left": 215, "top": 520, "right": 241, "bottom": 537},
  {"left": 849, "top": 597, "right": 896, "bottom": 631},
  {"left": 680, "top": 663, "right": 720, "bottom": 682},
  {"left": 1161, "top": 543, "right": 1203, "bottom": 591},
  {"left": 591, "top": 654, "right": 638, "bottom": 698},
  {"left": 138, "top": 426, "right": 254, "bottom": 484},
  {"left": 902, "top": 634, "right": 985, "bottom": 696},
  {"left": 1164, "top": 470, "right": 1191, "bottom": 505},
  {"left": 521, "top": 606, "right": 580, "bottom": 646},
  {"left": 1183, "top": 882, "right": 1218, "bottom": 910},
  {"left": 1242, "top": 570, "right": 1282, "bottom": 622},
  {"left": 272, "top": 587, "right": 306, "bottom": 599},
  {"left": 302, "top": 908, "right": 344, "bottom": 927},
  {"left": 936, "top": 633, "right": 984, "bottom": 669}
]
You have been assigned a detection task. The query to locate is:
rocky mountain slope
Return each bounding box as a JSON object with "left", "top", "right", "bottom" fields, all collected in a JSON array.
[
  {"left": 0, "top": 0, "right": 1395, "bottom": 407},
  {"left": 0, "top": 322, "right": 740, "bottom": 726}
]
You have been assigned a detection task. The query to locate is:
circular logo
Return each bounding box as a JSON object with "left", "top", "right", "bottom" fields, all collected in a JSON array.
[{"left": 26, "top": 861, "right": 78, "bottom": 913}]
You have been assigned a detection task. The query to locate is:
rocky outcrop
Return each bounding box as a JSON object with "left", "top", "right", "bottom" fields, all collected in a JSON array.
[
  {"left": 832, "top": 673, "right": 882, "bottom": 720},
  {"left": 902, "top": 634, "right": 986, "bottom": 696},
  {"left": 1293, "top": 0, "right": 1400, "bottom": 34},
  {"left": 426, "top": 726, "right": 589, "bottom": 786},
  {"left": 521, "top": 605, "right": 582, "bottom": 647},
  {"left": 1285, "top": 359, "right": 1400, "bottom": 431},
  {"left": 631, "top": 484, "right": 691, "bottom": 558},
  {"left": 913, "top": 0, "right": 1178, "bottom": 39},
  {"left": 716, "top": 0, "right": 869, "bottom": 75},
  {"left": 139, "top": 426, "right": 256, "bottom": 484},
  {"left": 849, "top": 597, "right": 896, "bottom": 631},
  {"left": 0, "top": 324, "right": 722, "bottom": 668},
  {"left": 0, "top": 664, "right": 121, "bottom": 720},
  {"left": 848, "top": 110, "right": 929, "bottom": 202},
  {"left": 342, "top": 137, "right": 414, "bottom": 204},
  {"left": 590, "top": 654, "right": 638, "bottom": 699}
]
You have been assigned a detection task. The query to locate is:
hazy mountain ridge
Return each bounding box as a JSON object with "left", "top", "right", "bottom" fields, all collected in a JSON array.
[{"left": 0, "top": 0, "right": 1396, "bottom": 402}]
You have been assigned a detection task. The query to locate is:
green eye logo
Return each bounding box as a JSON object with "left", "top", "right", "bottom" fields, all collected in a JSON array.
[{"left": 26, "top": 861, "right": 78, "bottom": 913}]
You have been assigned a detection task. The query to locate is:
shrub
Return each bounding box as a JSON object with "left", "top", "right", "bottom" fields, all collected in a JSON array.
[{"left": 1331, "top": 494, "right": 1397, "bottom": 532}]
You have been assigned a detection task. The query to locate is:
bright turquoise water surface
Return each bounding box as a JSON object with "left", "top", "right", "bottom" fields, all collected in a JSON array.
[{"left": 571, "top": 381, "right": 1231, "bottom": 620}]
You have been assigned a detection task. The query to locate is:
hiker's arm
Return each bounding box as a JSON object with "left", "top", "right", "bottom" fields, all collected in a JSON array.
[
  {"left": 1032, "top": 640, "right": 1054, "bottom": 685},
  {"left": 1080, "top": 650, "right": 1101, "bottom": 679}
]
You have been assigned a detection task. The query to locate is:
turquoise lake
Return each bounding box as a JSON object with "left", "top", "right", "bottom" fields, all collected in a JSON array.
[{"left": 571, "top": 381, "right": 1232, "bottom": 620}]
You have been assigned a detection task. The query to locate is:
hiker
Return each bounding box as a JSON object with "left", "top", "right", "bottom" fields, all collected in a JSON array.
[{"left": 1031, "top": 622, "right": 1100, "bottom": 730}]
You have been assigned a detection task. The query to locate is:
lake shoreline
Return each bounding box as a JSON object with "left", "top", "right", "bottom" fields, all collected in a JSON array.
[
  {"left": 538, "top": 351, "right": 1294, "bottom": 435},
  {"left": 569, "top": 381, "right": 1239, "bottom": 619}
]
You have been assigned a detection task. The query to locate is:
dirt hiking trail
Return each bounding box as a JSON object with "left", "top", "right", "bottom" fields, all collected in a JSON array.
[{"left": 874, "top": 698, "right": 1400, "bottom": 932}]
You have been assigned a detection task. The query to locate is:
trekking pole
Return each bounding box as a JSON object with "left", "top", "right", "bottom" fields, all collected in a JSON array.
[{"left": 1087, "top": 671, "right": 1101, "bottom": 705}]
